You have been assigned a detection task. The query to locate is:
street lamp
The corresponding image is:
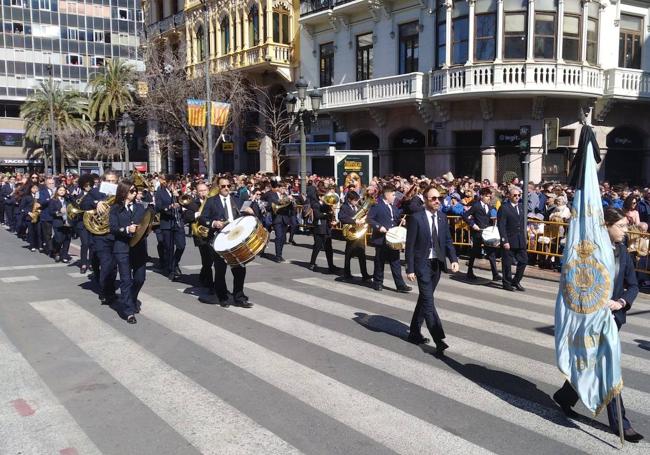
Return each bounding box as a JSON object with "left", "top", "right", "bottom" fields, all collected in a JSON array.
[
  {"left": 285, "top": 77, "right": 322, "bottom": 195},
  {"left": 40, "top": 128, "right": 51, "bottom": 175},
  {"left": 199, "top": 0, "right": 213, "bottom": 180},
  {"left": 118, "top": 113, "right": 135, "bottom": 176}
]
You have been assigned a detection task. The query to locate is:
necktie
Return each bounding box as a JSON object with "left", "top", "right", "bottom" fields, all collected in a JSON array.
[
  {"left": 516, "top": 204, "right": 520, "bottom": 216},
  {"left": 483, "top": 203, "right": 488, "bottom": 214},
  {"left": 431, "top": 212, "right": 442, "bottom": 259},
  {"left": 388, "top": 203, "right": 394, "bottom": 225},
  {"left": 223, "top": 197, "right": 232, "bottom": 221}
]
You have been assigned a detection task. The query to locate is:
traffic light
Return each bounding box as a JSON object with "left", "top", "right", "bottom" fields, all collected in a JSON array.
[{"left": 519, "top": 124, "right": 531, "bottom": 155}]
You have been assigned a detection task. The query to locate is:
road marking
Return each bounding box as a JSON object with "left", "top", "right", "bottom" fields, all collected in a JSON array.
[
  {"left": 225, "top": 299, "right": 625, "bottom": 453},
  {"left": 0, "top": 327, "right": 101, "bottom": 455},
  {"left": 67, "top": 273, "right": 86, "bottom": 278},
  {"left": 29, "top": 298, "right": 301, "bottom": 455},
  {"left": 0, "top": 264, "right": 66, "bottom": 272},
  {"left": 1, "top": 275, "right": 39, "bottom": 283},
  {"left": 254, "top": 281, "right": 650, "bottom": 418},
  {"left": 139, "top": 292, "right": 494, "bottom": 455},
  {"left": 298, "top": 278, "right": 650, "bottom": 374}
]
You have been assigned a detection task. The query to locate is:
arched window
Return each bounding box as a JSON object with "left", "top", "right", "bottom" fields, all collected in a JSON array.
[
  {"left": 196, "top": 26, "right": 205, "bottom": 62},
  {"left": 248, "top": 6, "right": 259, "bottom": 46},
  {"left": 273, "top": 8, "right": 290, "bottom": 44},
  {"left": 221, "top": 17, "right": 230, "bottom": 54}
]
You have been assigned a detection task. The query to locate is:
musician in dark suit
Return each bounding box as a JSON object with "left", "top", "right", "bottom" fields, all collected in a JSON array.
[
  {"left": 307, "top": 189, "right": 339, "bottom": 273},
  {"left": 74, "top": 174, "right": 95, "bottom": 274},
  {"left": 338, "top": 190, "right": 371, "bottom": 281},
  {"left": 463, "top": 187, "right": 501, "bottom": 281},
  {"left": 497, "top": 186, "right": 527, "bottom": 291},
  {"left": 38, "top": 176, "right": 56, "bottom": 257},
  {"left": 266, "top": 181, "right": 292, "bottom": 262},
  {"left": 155, "top": 174, "right": 186, "bottom": 281},
  {"left": 405, "top": 185, "right": 459, "bottom": 354},
  {"left": 109, "top": 180, "right": 148, "bottom": 324},
  {"left": 198, "top": 176, "right": 254, "bottom": 308},
  {"left": 367, "top": 184, "right": 411, "bottom": 293},
  {"left": 553, "top": 208, "right": 644, "bottom": 443},
  {"left": 20, "top": 183, "right": 41, "bottom": 251},
  {"left": 48, "top": 185, "right": 72, "bottom": 263},
  {"left": 2, "top": 175, "right": 17, "bottom": 231},
  {"left": 183, "top": 182, "right": 214, "bottom": 291}
]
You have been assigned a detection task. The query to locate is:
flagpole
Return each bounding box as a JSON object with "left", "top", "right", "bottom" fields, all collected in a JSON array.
[
  {"left": 616, "top": 396, "right": 624, "bottom": 446},
  {"left": 201, "top": 0, "right": 213, "bottom": 181}
]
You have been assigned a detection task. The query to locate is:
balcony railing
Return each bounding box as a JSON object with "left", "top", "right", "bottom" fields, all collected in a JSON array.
[
  {"left": 300, "top": 0, "right": 361, "bottom": 17},
  {"left": 603, "top": 68, "right": 650, "bottom": 99},
  {"left": 320, "top": 72, "right": 425, "bottom": 110},
  {"left": 429, "top": 62, "right": 604, "bottom": 98},
  {"left": 145, "top": 12, "right": 185, "bottom": 38},
  {"left": 212, "top": 43, "right": 292, "bottom": 72}
]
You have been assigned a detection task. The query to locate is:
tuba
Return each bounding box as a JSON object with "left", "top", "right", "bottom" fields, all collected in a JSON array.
[
  {"left": 322, "top": 192, "right": 340, "bottom": 207},
  {"left": 132, "top": 170, "right": 153, "bottom": 193},
  {"left": 272, "top": 196, "right": 292, "bottom": 214},
  {"left": 342, "top": 196, "right": 375, "bottom": 241},
  {"left": 83, "top": 195, "right": 116, "bottom": 235},
  {"left": 191, "top": 186, "right": 220, "bottom": 238}
]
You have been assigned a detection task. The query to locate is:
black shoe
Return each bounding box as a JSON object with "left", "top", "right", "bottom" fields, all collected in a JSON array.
[
  {"left": 127, "top": 315, "right": 137, "bottom": 324},
  {"left": 289, "top": 240, "right": 297, "bottom": 246},
  {"left": 274, "top": 256, "right": 286, "bottom": 263},
  {"left": 218, "top": 297, "right": 230, "bottom": 308},
  {"left": 62, "top": 258, "right": 70, "bottom": 264},
  {"left": 372, "top": 282, "right": 383, "bottom": 291},
  {"left": 622, "top": 428, "right": 644, "bottom": 443},
  {"left": 435, "top": 340, "right": 449, "bottom": 355},
  {"left": 492, "top": 274, "right": 502, "bottom": 281},
  {"left": 328, "top": 265, "right": 341, "bottom": 274},
  {"left": 175, "top": 266, "right": 182, "bottom": 275},
  {"left": 236, "top": 299, "right": 253, "bottom": 308},
  {"left": 502, "top": 283, "right": 515, "bottom": 292},
  {"left": 407, "top": 335, "right": 431, "bottom": 345},
  {"left": 396, "top": 285, "right": 412, "bottom": 293},
  {"left": 362, "top": 275, "right": 373, "bottom": 283},
  {"left": 54, "top": 255, "right": 61, "bottom": 263},
  {"left": 553, "top": 391, "right": 580, "bottom": 418},
  {"left": 307, "top": 263, "right": 316, "bottom": 271},
  {"left": 466, "top": 271, "right": 477, "bottom": 280},
  {"left": 514, "top": 283, "right": 526, "bottom": 292},
  {"left": 168, "top": 272, "right": 179, "bottom": 281}
]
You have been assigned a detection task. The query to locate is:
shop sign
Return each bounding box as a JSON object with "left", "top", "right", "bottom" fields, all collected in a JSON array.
[
  {"left": 496, "top": 130, "right": 520, "bottom": 146},
  {"left": 246, "top": 140, "right": 260, "bottom": 151},
  {"left": 222, "top": 142, "right": 234, "bottom": 152},
  {"left": 0, "top": 158, "right": 43, "bottom": 165}
]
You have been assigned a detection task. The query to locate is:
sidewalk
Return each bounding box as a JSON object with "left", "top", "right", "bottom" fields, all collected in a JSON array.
[{"left": 470, "top": 258, "right": 561, "bottom": 283}]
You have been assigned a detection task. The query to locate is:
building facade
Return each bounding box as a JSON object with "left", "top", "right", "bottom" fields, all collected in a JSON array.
[
  {"left": 143, "top": 0, "right": 298, "bottom": 174},
  {"left": 299, "top": 0, "right": 650, "bottom": 185},
  {"left": 0, "top": 0, "right": 144, "bottom": 173}
]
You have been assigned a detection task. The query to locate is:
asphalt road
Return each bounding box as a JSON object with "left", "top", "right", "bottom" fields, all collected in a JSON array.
[{"left": 0, "top": 227, "right": 649, "bottom": 455}]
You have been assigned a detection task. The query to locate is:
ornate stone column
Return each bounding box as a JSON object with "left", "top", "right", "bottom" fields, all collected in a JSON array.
[
  {"left": 526, "top": 0, "right": 535, "bottom": 62},
  {"left": 467, "top": 0, "right": 476, "bottom": 65},
  {"left": 265, "top": 0, "right": 273, "bottom": 44},
  {"left": 556, "top": 0, "right": 564, "bottom": 62},
  {"left": 481, "top": 147, "right": 497, "bottom": 183},
  {"left": 495, "top": 0, "right": 504, "bottom": 62},
  {"left": 444, "top": 1, "right": 452, "bottom": 67},
  {"left": 147, "top": 119, "right": 161, "bottom": 174}
]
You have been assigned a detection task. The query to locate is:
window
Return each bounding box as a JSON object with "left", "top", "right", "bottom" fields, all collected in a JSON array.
[
  {"left": 93, "top": 30, "right": 107, "bottom": 43},
  {"left": 248, "top": 6, "right": 259, "bottom": 46},
  {"left": 65, "top": 54, "right": 83, "bottom": 65},
  {"left": 273, "top": 11, "right": 290, "bottom": 44},
  {"left": 399, "top": 22, "right": 419, "bottom": 74},
  {"left": 118, "top": 8, "right": 128, "bottom": 20},
  {"left": 319, "top": 42, "right": 334, "bottom": 87},
  {"left": 196, "top": 26, "right": 205, "bottom": 61},
  {"left": 562, "top": 15, "right": 580, "bottom": 62},
  {"left": 534, "top": 11, "right": 556, "bottom": 59},
  {"left": 435, "top": 0, "right": 446, "bottom": 68},
  {"left": 503, "top": 0, "right": 527, "bottom": 59},
  {"left": 475, "top": 0, "right": 496, "bottom": 62},
  {"left": 39, "top": 0, "right": 50, "bottom": 10},
  {"left": 12, "top": 23, "right": 24, "bottom": 34},
  {"left": 65, "top": 28, "right": 78, "bottom": 40},
  {"left": 11, "top": 0, "right": 22, "bottom": 6},
  {"left": 91, "top": 56, "right": 105, "bottom": 67},
  {"left": 78, "top": 29, "right": 86, "bottom": 41},
  {"left": 586, "top": 17, "right": 598, "bottom": 65},
  {"left": 451, "top": 1, "right": 469, "bottom": 65},
  {"left": 356, "top": 33, "right": 373, "bottom": 81},
  {"left": 619, "top": 14, "right": 642, "bottom": 68},
  {"left": 221, "top": 17, "right": 230, "bottom": 54}
]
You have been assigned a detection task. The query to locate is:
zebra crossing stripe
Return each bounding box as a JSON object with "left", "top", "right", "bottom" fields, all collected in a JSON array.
[
  {"left": 138, "top": 292, "right": 495, "bottom": 455},
  {"left": 225, "top": 300, "right": 626, "bottom": 453},
  {"left": 0, "top": 263, "right": 67, "bottom": 272},
  {"left": 274, "top": 281, "right": 650, "bottom": 418},
  {"left": 28, "top": 299, "right": 301, "bottom": 455},
  {"left": 297, "top": 278, "right": 650, "bottom": 375},
  {"left": 0, "top": 326, "right": 101, "bottom": 455},
  {"left": 1, "top": 275, "right": 39, "bottom": 283}
]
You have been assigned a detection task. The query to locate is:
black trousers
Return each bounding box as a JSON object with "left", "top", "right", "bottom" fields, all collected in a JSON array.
[
  {"left": 373, "top": 244, "right": 406, "bottom": 288},
  {"left": 93, "top": 236, "right": 117, "bottom": 297},
  {"left": 273, "top": 222, "right": 286, "bottom": 257},
  {"left": 53, "top": 225, "right": 72, "bottom": 259},
  {"left": 75, "top": 223, "right": 92, "bottom": 267},
  {"left": 213, "top": 253, "right": 246, "bottom": 301},
  {"left": 198, "top": 244, "right": 214, "bottom": 286},
  {"left": 409, "top": 259, "right": 445, "bottom": 341},
  {"left": 41, "top": 221, "right": 54, "bottom": 255},
  {"left": 310, "top": 233, "right": 334, "bottom": 267},
  {"left": 115, "top": 246, "right": 146, "bottom": 317},
  {"left": 162, "top": 228, "right": 186, "bottom": 274},
  {"left": 0, "top": 201, "right": 4, "bottom": 225},
  {"left": 468, "top": 231, "right": 498, "bottom": 276},
  {"left": 344, "top": 239, "right": 369, "bottom": 277},
  {"left": 502, "top": 247, "right": 527, "bottom": 285},
  {"left": 27, "top": 220, "right": 41, "bottom": 249},
  {"left": 5, "top": 204, "right": 15, "bottom": 230}
]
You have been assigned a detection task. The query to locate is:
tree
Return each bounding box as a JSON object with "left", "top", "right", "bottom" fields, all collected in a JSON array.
[
  {"left": 57, "top": 128, "right": 123, "bottom": 163},
  {"left": 133, "top": 46, "right": 252, "bottom": 174},
  {"left": 252, "top": 85, "right": 294, "bottom": 177},
  {"left": 89, "top": 58, "right": 137, "bottom": 125}
]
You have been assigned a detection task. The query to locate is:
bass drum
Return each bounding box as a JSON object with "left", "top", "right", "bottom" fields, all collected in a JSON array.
[
  {"left": 212, "top": 216, "right": 269, "bottom": 266},
  {"left": 385, "top": 226, "right": 407, "bottom": 250},
  {"left": 481, "top": 225, "right": 501, "bottom": 247}
]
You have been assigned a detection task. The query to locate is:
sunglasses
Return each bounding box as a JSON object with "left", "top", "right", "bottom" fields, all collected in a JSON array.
[
  {"left": 512, "top": 194, "right": 522, "bottom": 198},
  {"left": 129, "top": 188, "right": 137, "bottom": 194},
  {"left": 220, "top": 184, "right": 230, "bottom": 188},
  {"left": 426, "top": 196, "right": 444, "bottom": 201}
]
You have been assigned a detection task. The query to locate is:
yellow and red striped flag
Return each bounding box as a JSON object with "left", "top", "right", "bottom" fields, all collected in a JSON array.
[
  {"left": 187, "top": 99, "right": 206, "bottom": 127},
  {"left": 210, "top": 102, "right": 231, "bottom": 127}
]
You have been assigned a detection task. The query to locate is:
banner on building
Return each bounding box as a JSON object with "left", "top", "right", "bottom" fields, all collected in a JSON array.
[
  {"left": 334, "top": 150, "right": 373, "bottom": 190},
  {"left": 187, "top": 99, "right": 231, "bottom": 127}
]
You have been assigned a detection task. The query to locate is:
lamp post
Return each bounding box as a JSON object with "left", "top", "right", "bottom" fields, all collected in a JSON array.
[
  {"left": 40, "top": 128, "right": 50, "bottom": 175},
  {"left": 119, "top": 113, "right": 135, "bottom": 176},
  {"left": 285, "top": 77, "right": 322, "bottom": 195},
  {"left": 46, "top": 63, "right": 57, "bottom": 175},
  {"left": 199, "top": 0, "right": 213, "bottom": 180}
]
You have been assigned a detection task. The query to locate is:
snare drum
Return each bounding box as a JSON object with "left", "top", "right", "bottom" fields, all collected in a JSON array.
[
  {"left": 212, "top": 216, "right": 269, "bottom": 266},
  {"left": 481, "top": 225, "right": 500, "bottom": 247},
  {"left": 385, "top": 226, "right": 407, "bottom": 250}
]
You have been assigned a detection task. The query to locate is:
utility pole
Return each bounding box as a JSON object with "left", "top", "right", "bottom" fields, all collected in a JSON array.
[
  {"left": 200, "top": 0, "right": 213, "bottom": 180},
  {"left": 46, "top": 63, "right": 57, "bottom": 175},
  {"left": 519, "top": 124, "right": 531, "bottom": 224}
]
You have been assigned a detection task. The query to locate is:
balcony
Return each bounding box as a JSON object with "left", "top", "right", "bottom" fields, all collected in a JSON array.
[
  {"left": 145, "top": 12, "right": 185, "bottom": 39},
  {"left": 320, "top": 72, "right": 425, "bottom": 111},
  {"left": 300, "top": 0, "right": 370, "bottom": 25},
  {"left": 429, "top": 62, "right": 604, "bottom": 99},
  {"left": 603, "top": 68, "right": 650, "bottom": 100}
]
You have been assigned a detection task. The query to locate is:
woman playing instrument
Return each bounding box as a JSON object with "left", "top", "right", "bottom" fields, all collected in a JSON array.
[
  {"left": 49, "top": 185, "right": 73, "bottom": 263},
  {"left": 74, "top": 174, "right": 95, "bottom": 274},
  {"left": 20, "top": 183, "right": 41, "bottom": 252},
  {"left": 553, "top": 208, "right": 644, "bottom": 443},
  {"left": 109, "top": 180, "right": 148, "bottom": 324}
]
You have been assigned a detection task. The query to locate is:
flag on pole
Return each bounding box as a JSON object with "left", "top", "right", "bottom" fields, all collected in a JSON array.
[
  {"left": 555, "top": 125, "right": 623, "bottom": 415},
  {"left": 187, "top": 99, "right": 206, "bottom": 127},
  {"left": 210, "top": 102, "right": 231, "bottom": 126}
]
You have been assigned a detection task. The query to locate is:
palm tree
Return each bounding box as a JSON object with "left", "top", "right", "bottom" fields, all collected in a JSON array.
[{"left": 89, "top": 58, "right": 137, "bottom": 124}]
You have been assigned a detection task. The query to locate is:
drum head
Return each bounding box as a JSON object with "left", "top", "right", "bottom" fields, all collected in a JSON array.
[{"left": 213, "top": 216, "right": 257, "bottom": 252}]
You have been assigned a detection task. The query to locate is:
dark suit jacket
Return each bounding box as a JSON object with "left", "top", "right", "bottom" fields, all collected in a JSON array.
[
  {"left": 612, "top": 243, "right": 639, "bottom": 328},
  {"left": 463, "top": 201, "right": 495, "bottom": 230},
  {"left": 109, "top": 202, "right": 147, "bottom": 253},
  {"left": 405, "top": 209, "right": 457, "bottom": 275},
  {"left": 497, "top": 202, "right": 526, "bottom": 249},
  {"left": 47, "top": 197, "right": 69, "bottom": 228},
  {"left": 37, "top": 188, "right": 55, "bottom": 222},
  {"left": 266, "top": 191, "right": 292, "bottom": 225},
  {"left": 197, "top": 194, "right": 242, "bottom": 235},
  {"left": 20, "top": 194, "right": 37, "bottom": 220},
  {"left": 367, "top": 198, "right": 401, "bottom": 246},
  {"left": 338, "top": 202, "right": 358, "bottom": 225},
  {"left": 154, "top": 187, "right": 178, "bottom": 230},
  {"left": 311, "top": 200, "right": 333, "bottom": 235}
]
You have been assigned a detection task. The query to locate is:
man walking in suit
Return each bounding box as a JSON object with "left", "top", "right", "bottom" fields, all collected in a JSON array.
[
  {"left": 266, "top": 181, "right": 292, "bottom": 263},
  {"left": 463, "top": 187, "right": 501, "bottom": 281},
  {"left": 497, "top": 186, "right": 528, "bottom": 291},
  {"left": 155, "top": 174, "right": 186, "bottom": 281},
  {"left": 405, "top": 185, "right": 459, "bottom": 354},
  {"left": 338, "top": 190, "right": 371, "bottom": 281},
  {"left": 367, "top": 184, "right": 411, "bottom": 293},
  {"left": 38, "top": 176, "right": 56, "bottom": 257}
]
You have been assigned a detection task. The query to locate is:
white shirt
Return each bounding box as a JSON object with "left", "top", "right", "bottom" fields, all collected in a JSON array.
[
  {"left": 222, "top": 196, "right": 234, "bottom": 222},
  {"left": 482, "top": 202, "right": 489, "bottom": 214},
  {"left": 427, "top": 209, "right": 439, "bottom": 259}
]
